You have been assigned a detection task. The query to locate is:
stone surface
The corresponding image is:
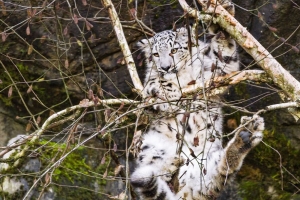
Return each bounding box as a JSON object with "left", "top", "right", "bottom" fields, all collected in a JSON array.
[{"left": 0, "top": 0, "right": 300, "bottom": 199}]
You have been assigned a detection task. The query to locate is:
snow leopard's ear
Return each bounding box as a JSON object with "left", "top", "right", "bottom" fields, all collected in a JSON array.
[
  {"left": 175, "top": 27, "right": 188, "bottom": 37},
  {"left": 137, "top": 38, "right": 154, "bottom": 58},
  {"left": 175, "top": 26, "right": 196, "bottom": 45}
]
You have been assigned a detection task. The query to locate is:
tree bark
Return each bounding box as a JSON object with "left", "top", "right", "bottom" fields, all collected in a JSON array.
[
  {"left": 100, "top": 0, "right": 144, "bottom": 94},
  {"left": 179, "top": 0, "right": 300, "bottom": 102}
]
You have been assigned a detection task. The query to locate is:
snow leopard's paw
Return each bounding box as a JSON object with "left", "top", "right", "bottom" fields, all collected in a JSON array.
[
  {"left": 161, "top": 156, "right": 184, "bottom": 182},
  {"left": 237, "top": 115, "right": 264, "bottom": 151},
  {"left": 143, "top": 78, "right": 181, "bottom": 112}
]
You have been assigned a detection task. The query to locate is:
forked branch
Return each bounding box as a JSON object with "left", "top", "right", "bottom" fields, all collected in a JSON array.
[{"left": 179, "top": 0, "right": 300, "bottom": 102}]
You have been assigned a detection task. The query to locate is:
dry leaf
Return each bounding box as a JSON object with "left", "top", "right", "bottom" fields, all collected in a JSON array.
[
  {"left": 8, "top": 86, "right": 13, "bottom": 97},
  {"left": 227, "top": 118, "right": 237, "bottom": 129},
  {"left": 70, "top": 132, "right": 75, "bottom": 144},
  {"left": 63, "top": 26, "right": 68, "bottom": 35},
  {"left": 73, "top": 14, "right": 78, "bottom": 24},
  {"left": 100, "top": 156, "right": 106, "bottom": 164},
  {"left": 26, "top": 25, "right": 30, "bottom": 35},
  {"left": 257, "top": 11, "right": 263, "bottom": 20},
  {"left": 138, "top": 60, "right": 143, "bottom": 67},
  {"left": 88, "top": 89, "right": 93, "bottom": 100},
  {"left": 93, "top": 96, "right": 99, "bottom": 105},
  {"left": 97, "top": 125, "right": 102, "bottom": 131},
  {"left": 209, "top": 136, "right": 215, "bottom": 142},
  {"left": 113, "top": 142, "right": 117, "bottom": 152},
  {"left": 137, "top": 53, "right": 142, "bottom": 60},
  {"left": 211, "top": 63, "right": 216, "bottom": 72},
  {"left": 272, "top": 3, "right": 278, "bottom": 10},
  {"left": 1, "top": 3, "right": 7, "bottom": 16},
  {"left": 292, "top": 46, "right": 300, "bottom": 54},
  {"left": 32, "top": 8, "right": 37, "bottom": 16},
  {"left": 181, "top": 112, "right": 190, "bottom": 124},
  {"left": 79, "top": 99, "right": 90, "bottom": 107},
  {"left": 49, "top": 110, "right": 55, "bottom": 116},
  {"left": 118, "top": 102, "right": 124, "bottom": 111},
  {"left": 81, "top": 0, "right": 87, "bottom": 6},
  {"left": 42, "top": 0, "right": 47, "bottom": 8},
  {"left": 88, "top": 34, "right": 96, "bottom": 43},
  {"left": 45, "top": 173, "right": 50, "bottom": 184},
  {"left": 186, "top": 158, "right": 190, "bottom": 166},
  {"left": 36, "top": 115, "right": 41, "bottom": 124},
  {"left": 97, "top": 86, "right": 103, "bottom": 97},
  {"left": 0, "top": 79, "right": 2, "bottom": 84},
  {"left": 193, "top": 135, "right": 199, "bottom": 147},
  {"left": 40, "top": 35, "right": 47, "bottom": 43},
  {"left": 189, "top": 148, "right": 197, "bottom": 158},
  {"left": 104, "top": 109, "right": 111, "bottom": 122},
  {"left": 187, "top": 80, "right": 196, "bottom": 85},
  {"left": 28, "top": 45, "right": 33, "bottom": 55},
  {"left": 279, "top": 37, "right": 286, "bottom": 43},
  {"left": 27, "top": 85, "right": 33, "bottom": 94},
  {"left": 76, "top": 39, "right": 82, "bottom": 46},
  {"left": 217, "top": 49, "right": 223, "bottom": 62},
  {"left": 268, "top": 26, "right": 277, "bottom": 32},
  {"left": 129, "top": 8, "right": 136, "bottom": 20},
  {"left": 85, "top": 20, "right": 93, "bottom": 31},
  {"left": 213, "top": 114, "right": 218, "bottom": 121},
  {"left": 1, "top": 32, "right": 7, "bottom": 42},
  {"left": 64, "top": 59, "right": 69, "bottom": 68},
  {"left": 114, "top": 165, "right": 124, "bottom": 176},
  {"left": 103, "top": 169, "right": 107, "bottom": 178},
  {"left": 26, "top": 122, "right": 32, "bottom": 132},
  {"left": 27, "top": 8, "right": 32, "bottom": 17}
]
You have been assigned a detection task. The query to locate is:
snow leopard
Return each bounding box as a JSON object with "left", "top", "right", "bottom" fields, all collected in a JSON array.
[{"left": 131, "top": 2, "right": 264, "bottom": 200}]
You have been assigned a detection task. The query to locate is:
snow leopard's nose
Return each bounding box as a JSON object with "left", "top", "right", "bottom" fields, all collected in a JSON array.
[{"left": 161, "top": 66, "right": 171, "bottom": 72}]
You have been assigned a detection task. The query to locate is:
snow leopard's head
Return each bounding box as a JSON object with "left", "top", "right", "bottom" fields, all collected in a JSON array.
[{"left": 138, "top": 27, "right": 194, "bottom": 75}]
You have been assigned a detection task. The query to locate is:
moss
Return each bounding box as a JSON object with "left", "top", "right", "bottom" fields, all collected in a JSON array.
[
  {"left": 94, "top": 154, "right": 114, "bottom": 186},
  {"left": 0, "top": 41, "right": 15, "bottom": 54},
  {"left": 238, "top": 129, "right": 300, "bottom": 199},
  {"left": 0, "top": 190, "right": 27, "bottom": 200},
  {"left": 233, "top": 83, "right": 249, "bottom": 98},
  {"left": 38, "top": 140, "right": 92, "bottom": 183}
]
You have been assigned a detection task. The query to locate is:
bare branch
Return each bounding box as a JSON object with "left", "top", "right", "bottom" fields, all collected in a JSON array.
[
  {"left": 182, "top": 70, "right": 270, "bottom": 95},
  {"left": 6, "top": 98, "right": 139, "bottom": 165},
  {"left": 179, "top": 0, "right": 300, "bottom": 102},
  {"left": 100, "top": 0, "right": 143, "bottom": 94},
  {"left": 265, "top": 102, "right": 300, "bottom": 111}
]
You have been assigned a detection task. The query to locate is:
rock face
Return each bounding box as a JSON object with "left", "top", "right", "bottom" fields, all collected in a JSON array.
[
  {"left": 0, "top": 107, "right": 25, "bottom": 146},
  {"left": 0, "top": 0, "right": 300, "bottom": 199}
]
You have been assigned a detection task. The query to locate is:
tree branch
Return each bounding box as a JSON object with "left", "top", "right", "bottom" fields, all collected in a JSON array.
[
  {"left": 182, "top": 70, "right": 270, "bottom": 95},
  {"left": 179, "top": 0, "right": 300, "bottom": 102},
  {"left": 100, "top": 0, "right": 143, "bottom": 94}
]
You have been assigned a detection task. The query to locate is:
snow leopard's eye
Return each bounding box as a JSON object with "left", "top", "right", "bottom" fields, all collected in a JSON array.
[
  {"left": 153, "top": 53, "right": 159, "bottom": 57},
  {"left": 171, "top": 48, "right": 178, "bottom": 54}
]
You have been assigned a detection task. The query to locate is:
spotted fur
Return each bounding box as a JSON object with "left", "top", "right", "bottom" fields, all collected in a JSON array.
[{"left": 131, "top": 1, "right": 264, "bottom": 199}]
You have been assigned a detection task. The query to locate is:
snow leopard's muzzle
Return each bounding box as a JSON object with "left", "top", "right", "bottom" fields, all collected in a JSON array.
[{"left": 159, "top": 54, "right": 174, "bottom": 72}]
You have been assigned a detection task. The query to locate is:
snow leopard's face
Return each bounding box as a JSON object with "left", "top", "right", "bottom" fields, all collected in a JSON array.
[{"left": 138, "top": 28, "right": 192, "bottom": 75}]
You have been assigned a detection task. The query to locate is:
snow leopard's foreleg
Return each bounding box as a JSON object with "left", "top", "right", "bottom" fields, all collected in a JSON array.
[
  {"left": 219, "top": 115, "right": 264, "bottom": 175},
  {"left": 143, "top": 77, "right": 182, "bottom": 112}
]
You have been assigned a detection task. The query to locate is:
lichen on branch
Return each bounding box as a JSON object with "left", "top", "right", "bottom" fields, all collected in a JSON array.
[{"left": 179, "top": 0, "right": 300, "bottom": 103}]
